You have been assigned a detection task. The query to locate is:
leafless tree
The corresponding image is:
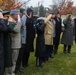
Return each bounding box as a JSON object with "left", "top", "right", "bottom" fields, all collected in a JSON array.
[
  {"left": 52, "top": 0, "right": 65, "bottom": 11},
  {"left": 51, "top": 0, "right": 74, "bottom": 14}
]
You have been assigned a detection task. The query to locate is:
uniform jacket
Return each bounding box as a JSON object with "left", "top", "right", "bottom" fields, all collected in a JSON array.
[
  {"left": 0, "top": 18, "right": 7, "bottom": 74},
  {"left": 44, "top": 15, "right": 53, "bottom": 45},
  {"left": 11, "top": 19, "right": 22, "bottom": 49}
]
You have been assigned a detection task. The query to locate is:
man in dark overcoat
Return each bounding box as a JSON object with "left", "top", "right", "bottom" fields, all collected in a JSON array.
[
  {"left": 61, "top": 14, "right": 74, "bottom": 53},
  {"left": 2, "top": 11, "right": 14, "bottom": 68},
  {"left": 22, "top": 8, "right": 35, "bottom": 68},
  {"left": 0, "top": 12, "right": 7, "bottom": 75},
  {"left": 74, "top": 18, "right": 76, "bottom": 43},
  {"left": 54, "top": 12, "right": 62, "bottom": 54}
]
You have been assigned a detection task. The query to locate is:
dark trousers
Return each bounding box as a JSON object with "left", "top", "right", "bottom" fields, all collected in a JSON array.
[
  {"left": 22, "top": 51, "right": 30, "bottom": 67},
  {"left": 53, "top": 44, "right": 59, "bottom": 54},
  {"left": 36, "top": 57, "right": 43, "bottom": 66},
  {"left": 50, "top": 45, "right": 53, "bottom": 57},
  {"left": 53, "top": 37, "right": 60, "bottom": 54},
  {"left": 75, "top": 34, "right": 76, "bottom": 43},
  {"left": 15, "top": 44, "right": 26, "bottom": 71},
  {"left": 63, "top": 44, "right": 71, "bottom": 53},
  {"left": 45, "top": 45, "right": 52, "bottom": 61},
  {"left": 0, "top": 50, "right": 4, "bottom": 75}
]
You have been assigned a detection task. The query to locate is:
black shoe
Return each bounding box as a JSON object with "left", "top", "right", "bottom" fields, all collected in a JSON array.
[
  {"left": 67, "top": 50, "right": 71, "bottom": 53},
  {"left": 23, "top": 65, "right": 29, "bottom": 68},
  {"left": 15, "top": 70, "right": 24, "bottom": 74},
  {"left": 53, "top": 50, "right": 58, "bottom": 55},
  {"left": 36, "top": 65, "right": 43, "bottom": 67},
  {"left": 68, "top": 51, "right": 71, "bottom": 53},
  {"left": 50, "top": 56, "right": 54, "bottom": 58},
  {"left": 54, "top": 52, "right": 58, "bottom": 55},
  {"left": 63, "top": 50, "right": 66, "bottom": 54}
]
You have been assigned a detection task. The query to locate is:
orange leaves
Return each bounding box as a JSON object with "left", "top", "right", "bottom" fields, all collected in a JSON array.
[
  {"left": 3, "top": 0, "right": 7, "bottom": 2},
  {"left": 0, "top": 0, "right": 22, "bottom": 10},
  {"left": 60, "top": 1, "right": 74, "bottom": 15},
  {"left": 0, "top": 0, "right": 7, "bottom": 4},
  {"left": 0, "top": 0, "right": 2, "bottom": 3},
  {"left": 52, "top": 0, "right": 74, "bottom": 15}
]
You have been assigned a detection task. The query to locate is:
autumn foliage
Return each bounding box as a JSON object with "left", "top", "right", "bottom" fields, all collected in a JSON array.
[
  {"left": 52, "top": 0, "right": 75, "bottom": 15},
  {"left": 59, "top": 1, "right": 74, "bottom": 15},
  {"left": 0, "top": 0, "right": 22, "bottom": 10}
]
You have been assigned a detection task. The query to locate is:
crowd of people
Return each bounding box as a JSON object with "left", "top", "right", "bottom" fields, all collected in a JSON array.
[{"left": 0, "top": 7, "right": 76, "bottom": 75}]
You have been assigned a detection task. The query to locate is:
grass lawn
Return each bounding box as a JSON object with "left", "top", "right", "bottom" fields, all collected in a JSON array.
[
  {"left": 16, "top": 42, "right": 76, "bottom": 75},
  {"left": 16, "top": 15, "right": 76, "bottom": 75}
]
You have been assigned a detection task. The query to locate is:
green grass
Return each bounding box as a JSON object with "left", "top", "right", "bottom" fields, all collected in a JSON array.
[
  {"left": 16, "top": 15, "right": 76, "bottom": 75},
  {"left": 16, "top": 42, "right": 76, "bottom": 75}
]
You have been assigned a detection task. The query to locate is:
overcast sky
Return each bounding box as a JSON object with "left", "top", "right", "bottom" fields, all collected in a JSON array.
[{"left": 26, "top": 0, "right": 76, "bottom": 7}]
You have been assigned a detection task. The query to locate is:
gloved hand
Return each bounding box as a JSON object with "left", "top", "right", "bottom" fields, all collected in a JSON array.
[{"left": 0, "top": 12, "right": 4, "bottom": 18}]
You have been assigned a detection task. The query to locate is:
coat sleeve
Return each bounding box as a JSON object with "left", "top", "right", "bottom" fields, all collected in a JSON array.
[
  {"left": 0, "top": 18, "right": 7, "bottom": 32},
  {"left": 13, "top": 22, "right": 22, "bottom": 33},
  {"left": 45, "top": 15, "right": 52, "bottom": 24},
  {"left": 60, "top": 18, "right": 62, "bottom": 33},
  {"left": 21, "top": 15, "right": 26, "bottom": 31},
  {"left": 7, "top": 22, "right": 16, "bottom": 32},
  {"left": 22, "top": 15, "right": 27, "bottom": 27},
  {"left": 63, "top": 19, "right": 67, "bottom": 27},
  {"left": 71, "top": 19, "right": 74, "bottom": 27}
]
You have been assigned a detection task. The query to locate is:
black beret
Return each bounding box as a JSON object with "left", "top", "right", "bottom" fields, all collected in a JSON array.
[
  {"left": 2, "top": 11, "right": 10, "bottom": 15},
  {"left": 20, "top": 8, "right": 25, "bottom": 13},
  {"left": 26, "top": 8, "right": 33, "bottom": 12}
]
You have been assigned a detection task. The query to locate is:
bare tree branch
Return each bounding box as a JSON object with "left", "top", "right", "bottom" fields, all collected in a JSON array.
[{"left": 51, "top": 0, "right": 74, "bottom": 14}]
